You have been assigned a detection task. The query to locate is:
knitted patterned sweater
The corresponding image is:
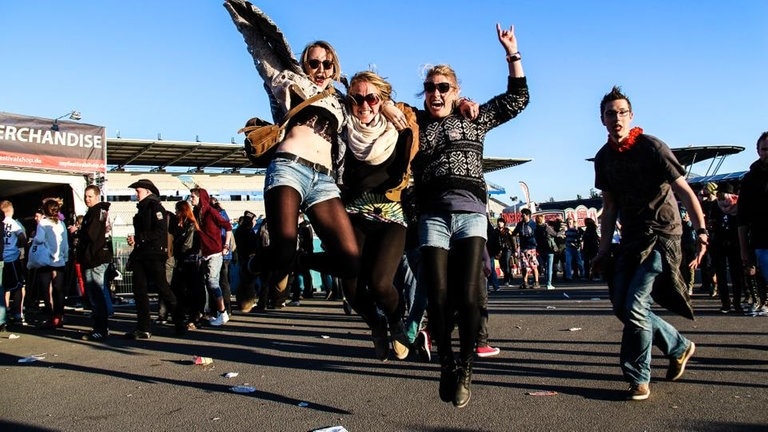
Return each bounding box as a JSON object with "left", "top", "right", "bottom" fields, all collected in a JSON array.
[{"left": 411, "top": 76, "right": 529, "bottom": 211}]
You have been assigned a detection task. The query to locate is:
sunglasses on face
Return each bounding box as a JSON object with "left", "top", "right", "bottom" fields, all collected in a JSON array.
[
  {"left": 307, "top": 59, "right": 333, "bottom": 70},
  {"left": 423, "top": 81, "right": 452, "bottom": 94},
  {"left": 348, "top": 93, "right": 381, "bottom": 106}
]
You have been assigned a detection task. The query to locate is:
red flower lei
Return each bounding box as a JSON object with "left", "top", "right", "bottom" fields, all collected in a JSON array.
[{"left": 608, "top": 127, "right": 643, "bottom": 153}]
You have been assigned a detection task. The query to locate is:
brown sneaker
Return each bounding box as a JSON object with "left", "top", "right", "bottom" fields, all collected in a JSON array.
[
  {"left": 627, "top": 383, "right": 650, "bottom": 401},
  {"left": 667, "top": 341, "right": 696, "bottom": 381}
]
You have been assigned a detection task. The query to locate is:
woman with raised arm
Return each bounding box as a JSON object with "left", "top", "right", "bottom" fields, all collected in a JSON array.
[{"left": 409, "top": 24, "right": 529, "bottom": 408}]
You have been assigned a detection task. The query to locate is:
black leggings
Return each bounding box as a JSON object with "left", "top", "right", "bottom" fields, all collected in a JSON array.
[
  {"left": 342, "top": 217, "right": 406, "bottom": 328},
  {"left": 421, "top": 237, "right": 485, "bottom": 362},
  {"left": 264, "top": 186, "right": 360, "bottom": 287}
]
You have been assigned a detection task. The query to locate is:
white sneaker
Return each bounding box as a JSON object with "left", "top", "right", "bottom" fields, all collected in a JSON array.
[
  {"left": 546, "top": 284, "right": 555, "bottom": 290},
  {"left": 209, "top": 311, "right": 230, "bottom": 326}
]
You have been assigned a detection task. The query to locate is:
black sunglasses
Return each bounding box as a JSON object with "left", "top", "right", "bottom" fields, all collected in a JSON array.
[
  {"left": 307, "top": 59, "right": 333, "bottom": 70},
  {"left": 423, "top": 81, "right": 452, "bottom": 93},
  {"left": 348, "top": 93, "right": 381, "bottom": 106}
]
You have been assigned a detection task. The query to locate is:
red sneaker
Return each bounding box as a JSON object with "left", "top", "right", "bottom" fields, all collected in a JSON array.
[{"left": 476, "top": 344, "right": 501, "bottom": 358}]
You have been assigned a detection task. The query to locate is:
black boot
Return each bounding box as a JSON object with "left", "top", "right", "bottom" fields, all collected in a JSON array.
[
  {"left": 439, "top": 355, "right": 458, "bottom": 403},
  {"left": 454, "top": 360, "right": 473, "bottom": 408}
]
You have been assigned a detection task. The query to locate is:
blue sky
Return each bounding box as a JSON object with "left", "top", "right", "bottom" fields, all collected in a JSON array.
[{"left": 2, "top": 1, "right": 766, "bottom": 203}]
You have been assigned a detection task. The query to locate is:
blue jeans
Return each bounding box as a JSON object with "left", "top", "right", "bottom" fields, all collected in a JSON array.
[
  {"left": 541, "top": 252, "right": 554, "bottom": 286},
  {"left": 488, "top": 256, "right": 500, "bottom": 290},
  {"left": 264, "top": 157, "right": 340, "bottom": 208},
  {"left": 755, "top": 249, "right": 768, "bottom": 282},
  {"left": 403, "top": 248, "right": 427, "bottom": 343},
  {"left": 419, "top": 211, "right": 487, "bottom": 249},
  {"left": 203, "top": 253, "right": 224, "bottom": 300},
  {"left": 83, "top": 263, "right": 109, "bottom": 333},
  {"left": 564, "top": 246, "right": 585, "bottom": 279},
  {"left": 611, "top": 249, "right": 690, "bottom": 385}
]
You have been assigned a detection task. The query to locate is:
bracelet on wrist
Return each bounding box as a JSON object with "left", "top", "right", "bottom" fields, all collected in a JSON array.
[
  {"left": 506, "top": 52, "right": 521, "bottom": 63},
  {"left": 695, "top": 228, "right": 709, "bottom": 236}
]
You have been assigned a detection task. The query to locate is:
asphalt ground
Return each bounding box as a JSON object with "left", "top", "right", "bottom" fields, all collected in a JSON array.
[{"left": 1, "top": 282, "right": 766, "bottom": 432}]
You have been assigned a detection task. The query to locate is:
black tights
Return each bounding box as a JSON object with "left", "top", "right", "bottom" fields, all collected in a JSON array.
[
  {"left": 342, "top": 217, "right": 406, "bottom": 329},
  {"left": 264, "top": 186, "right": 360, "bottom": 288},
  {"left": 421, "top": 237, "right": 485, "bottom": 364}
]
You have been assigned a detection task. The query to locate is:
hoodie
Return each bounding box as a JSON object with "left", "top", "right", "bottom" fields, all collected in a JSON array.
[{"left": 193, "top": 188, "right": 233, "bottom": 257}]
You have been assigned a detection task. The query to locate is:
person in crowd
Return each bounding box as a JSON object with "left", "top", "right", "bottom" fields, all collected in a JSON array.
[
  {"left": 678, "top": 207, "right": 697, "bottom": 296},
  {"left": 581, "top": 217, "right": 600, "bottom": 281},
  {"left": 698, "top": 182, "right": 719, "bottom": 297},
  {"left": 76, "top": 186, "right": 113, "bottom": 341},
  {"left": 125, "top": 179, "right": 181, "bottom": 339},
  {"left": 0, "top": 219, "right": 6, "bottom": 332},
  {"left": 209, "top": 197, "right": 233, "bottom": 315},
  {"left": 510, "top": 208, "right": 539, "bottom": 289},
  {"left": 234, "top": 210, "right": 261, "bottom": 312},
  {"left": 33, "top": 198, "right": 69, "bottom": 329},
  {"left": 190, "top": 187, "right": 233, "bottom": 326},
  {"left": 591, "top": 86, "right": 705, "bottom": 401},
  {"left": 477, "top": 246, "right": 501, "bottom": 357},
  {"left": 485, "top": 220, "right": 503, "bottom": 292},
  {"left": 494, "top": 217, "right": 514, "bottom": 286},
  {"left": 552, "top": 217, "right": 567, "bottom": 281},
  {"left": 534, "top": 214, "right": 557, "bottom": 290},
  {"left": 407, "top": 23, "right": 528, "bottom": 408},
  {"left": 2, "top": 200, "right": 27, "bottom": 325},
  {"left": 288, "top": 213, "right": 315, "bottom": 307},
  {"left": 737, "top": 131, "right": 768, "bottom": 313},
  {"left": 170, "top": 200, "right": 204, "bottom": 329},
  {"left": 563, "top": 217, "right": 585, "bottom": 281},
  {"left": 710, "top": 183, "right": 744, "bottom": 313}
]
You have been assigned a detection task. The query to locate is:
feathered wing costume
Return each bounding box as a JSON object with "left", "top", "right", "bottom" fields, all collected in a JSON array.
[
  {"left": 223, "top": 0, "right": 347, "bottom": 172},
  {"left": 223, "top": 0, "right": 300, "bottom": 123}
]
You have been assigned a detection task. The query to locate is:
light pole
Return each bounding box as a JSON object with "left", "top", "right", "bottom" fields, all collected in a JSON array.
[{"left": 51, "top": 110, "right": 81, "bottom": 131}]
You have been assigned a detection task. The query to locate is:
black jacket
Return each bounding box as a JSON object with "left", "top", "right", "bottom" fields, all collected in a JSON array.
[
  {"left": 77, "top": 201, "right": 113, "bottom": 269},
  {"left": 132, "top": 195, "right": 169, "bottom": 259}
]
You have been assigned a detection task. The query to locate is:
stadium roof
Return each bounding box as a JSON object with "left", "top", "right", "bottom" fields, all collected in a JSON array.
[
  {"left": 106, "top": 138, "right": 532, "bottom": 173},
  {"left": 585, "top": 144, "right": 745, "bottom": 176}
]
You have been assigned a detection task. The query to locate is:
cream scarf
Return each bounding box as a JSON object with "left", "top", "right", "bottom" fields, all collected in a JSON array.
[{"left": 346, "top": 114, "right": 399, "bottom": 165}]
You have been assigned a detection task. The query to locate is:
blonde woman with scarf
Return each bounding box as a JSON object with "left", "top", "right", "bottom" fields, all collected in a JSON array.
[{"left": 339, "top": 71, "right": 416, "bottom": 362}]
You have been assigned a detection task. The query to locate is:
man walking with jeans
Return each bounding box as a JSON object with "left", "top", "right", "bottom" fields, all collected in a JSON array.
[
  {"left": 77, "top": 185, "right": 113, "bottom": 341},
  {"left": 592, "top": 86, "right": 704, "bottom": 401}
]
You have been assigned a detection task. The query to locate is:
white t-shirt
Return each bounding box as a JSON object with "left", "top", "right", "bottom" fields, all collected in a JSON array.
[{"left": 3, "top": 216, "right": 25, "bottom": 262}]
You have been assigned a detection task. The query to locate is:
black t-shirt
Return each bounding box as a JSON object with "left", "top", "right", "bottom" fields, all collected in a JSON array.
[{"left": 594, "top": 134, "right": 685, "bottom": 240}]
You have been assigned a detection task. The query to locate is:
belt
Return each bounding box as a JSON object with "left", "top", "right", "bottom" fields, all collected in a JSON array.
[{"left": 274, "top": 152, "right": 333, "bottom": 176}]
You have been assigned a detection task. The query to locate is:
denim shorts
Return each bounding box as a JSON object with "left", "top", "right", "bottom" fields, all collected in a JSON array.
[
  {"left": 264, "top": 156, "right": 340, "bottom": 209},
  {"left": 418, "top": 211, "right": 488, "bottom": 250}
]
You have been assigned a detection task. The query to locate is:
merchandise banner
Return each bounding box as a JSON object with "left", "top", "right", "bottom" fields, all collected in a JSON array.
[{"left": 0, "top": 112, "right": 106, "bottom": 174}]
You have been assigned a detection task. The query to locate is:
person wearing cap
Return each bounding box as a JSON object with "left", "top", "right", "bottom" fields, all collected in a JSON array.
[
  {"left": 592, "top": 86, "right": 706, "bottom": 401},
  {"left": 126, "top": 178, "right": 181, "bottom": 339},
  {"left": 737, "top": 131, "right": 768, "bottom": 313}
]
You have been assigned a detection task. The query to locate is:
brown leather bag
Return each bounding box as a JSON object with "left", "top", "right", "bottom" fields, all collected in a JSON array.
[{"left": 239, "top": 87, "right": 335, "bottom": 159}]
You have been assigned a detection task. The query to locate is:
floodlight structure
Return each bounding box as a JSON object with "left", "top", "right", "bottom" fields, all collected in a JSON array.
[{"left": 51, "top": 110, "right": 81, "bottom": 131}]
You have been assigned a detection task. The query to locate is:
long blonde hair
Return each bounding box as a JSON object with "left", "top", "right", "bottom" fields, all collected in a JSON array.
[{"left": 300, "top": 40, "right": 342, "bottom": 82}]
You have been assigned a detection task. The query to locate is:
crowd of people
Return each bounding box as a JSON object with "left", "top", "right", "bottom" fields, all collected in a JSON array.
[{"left": 1, "top": 0, "right": 766, "bottom": 410}]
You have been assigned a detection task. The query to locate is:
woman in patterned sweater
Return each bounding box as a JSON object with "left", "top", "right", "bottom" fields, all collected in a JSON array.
[{"left": 408, "top": 23, "right": 529, "bottom": 408}]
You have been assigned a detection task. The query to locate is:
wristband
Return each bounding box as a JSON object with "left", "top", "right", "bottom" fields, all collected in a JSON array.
[
  {"left": 506, "top": 52, "right": 521, "bottom": 63},
  {"left": 695, "top": 228, "right": 709, "bottom": 236}
]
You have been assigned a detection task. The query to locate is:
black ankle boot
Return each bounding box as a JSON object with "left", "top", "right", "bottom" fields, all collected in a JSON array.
[
  {"left": 454, "top": 361, "right": 473, "bottom": 408},
  {"left": 439, "top": 355, "right": 457, "bottom": 403}
]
